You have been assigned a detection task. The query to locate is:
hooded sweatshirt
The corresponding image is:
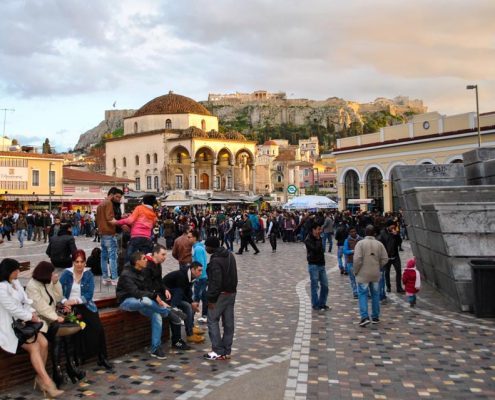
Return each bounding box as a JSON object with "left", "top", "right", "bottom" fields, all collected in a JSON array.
[
  {"left": 116, "top": 204, "right": 157, "bottom": 238},
  {"left": 206, "top": 247, "right": 237, "bottom": 303},
  {"left": 402, "top": 259, "right": 421, "bottom": 294},
  {"left": 192, "top": 241, "right": 208, "bottom": 279}
]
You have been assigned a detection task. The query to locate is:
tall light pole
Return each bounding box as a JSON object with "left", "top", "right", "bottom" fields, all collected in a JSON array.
[
  {"left": 48, "top": 162, "right": 54, "bottom": 211},
  {"left": 466, "top": 85, "right": 481, "bottom": 147},
  {"left": 1, "top": 108, "right": 15, "bottom": 151}
]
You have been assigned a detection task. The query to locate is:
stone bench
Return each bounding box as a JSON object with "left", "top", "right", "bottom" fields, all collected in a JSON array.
[{"left": 0, "top": 297, "right": 170, "bottom": 392}]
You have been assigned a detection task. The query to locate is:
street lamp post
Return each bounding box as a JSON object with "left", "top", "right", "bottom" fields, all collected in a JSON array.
[
  {"left": 48, "top": 162, "right": 54, "bottom": 211},
  {"left": 466, "top": 84, "right": 481, "bottom": 147}
]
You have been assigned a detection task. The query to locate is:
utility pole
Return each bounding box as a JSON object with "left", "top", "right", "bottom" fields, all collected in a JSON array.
[{"left": 1, "top": 108, "right": 15, "bottom": 151}]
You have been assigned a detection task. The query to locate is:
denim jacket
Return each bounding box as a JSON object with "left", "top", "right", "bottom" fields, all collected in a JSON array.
[{"left": 59, "top": 268, "right": 97, "bottom": 312}]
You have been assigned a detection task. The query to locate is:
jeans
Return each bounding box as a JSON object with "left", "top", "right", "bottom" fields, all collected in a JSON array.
[
  {"left": 120, "top": 297, "right": 170, "bottom": 352},
  {"left": 126, "top": 237, "right": 154, "bottom": 264},
  {"left": 224, "top": 234, "right": 234, "bottom": 252},
  {"left": 27, "top": 225, "right": 33, "bottom": 241},
  {"left": 193, "top": 278, "right": 208, "bottom": 317},
  {"left": 17, "top": 229, "right": 26, "bottom": 247},
  {"left": 100, "top": 235, "right": 118, "bottom": 280},
  {"left": 357, "top": 281, "right": 380, "bottom": 320},
  {"left": 337, "top": 246, "right": 345, "bottom": 270},
  {"left": 169, "top": 288, "right": 194, "bottom": 336},
  {"left": 307, "top": 264, "right": 329, "bottom": 308},
  {"left": 322, "top": 232, "right": 333, "bottom": 252},
  {"left": 379, "top": 270, "right": 387, "bottom": 300},
  {"left": 207, "top": 293, "right": 236, "bottom": 356},
  {"left": 346, "top": 262, "right": 357, "bottom": 296}
]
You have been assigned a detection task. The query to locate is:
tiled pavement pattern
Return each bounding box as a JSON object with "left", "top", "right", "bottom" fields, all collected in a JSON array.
[{"left": 0, "top": 236, "right": 494, "bottom": 399}]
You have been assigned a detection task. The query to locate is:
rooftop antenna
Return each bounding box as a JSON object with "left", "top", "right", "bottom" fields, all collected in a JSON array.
[{"left": 1, "top": 108, "right": 15, "bottom": 151}]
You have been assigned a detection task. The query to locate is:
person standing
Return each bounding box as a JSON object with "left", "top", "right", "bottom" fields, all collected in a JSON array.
[
  {"left": 95, "top": 187, "right": 123, "bottom": 285},
  {"left": 353, "top": 225, "right": 389, "bottom": 327},
  {"left": 236, "top": 213, "right": 259, "bottom": 255},
  {"left": 172, "top": 224, "right": 193, "bottom": 270},
  {"left": 266, "top": 211, "right": 279, "bottom": 253},
  {"left": 378, "top": 220, "right": 405, "bottom": 293},
  {"left": 402, "top": 258, "right": 421, "bottom": 307},
  {"left": 343, "top": 227, "right": 362, "bottom": 299},
  {"left": 321, "top": 212, "right": 334, "bottom": 253},
  {"left": 304, "top": 222, "right": 329, "bottom": 311},
  {"left": 15, "top": 212, "right": 28, "bottom": 248},
  {"left": 203, "top": 237, "right": 237, "bottom": 361},
  {"left": 190, "top": 230, "right": 208, "bottom": 323},
  {"left": 335, "top": 222, "right": 348, "bottom": 275}
]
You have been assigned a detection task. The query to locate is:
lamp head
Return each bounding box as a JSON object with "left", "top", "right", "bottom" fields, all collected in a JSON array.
[{"left": 466, "top": 85, "right": 477, "bottom": 90}]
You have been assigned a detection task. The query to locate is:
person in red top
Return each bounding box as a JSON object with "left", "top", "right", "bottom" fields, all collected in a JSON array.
[{"left": 402, "top": 258, "right": 421, "bottom": 307}]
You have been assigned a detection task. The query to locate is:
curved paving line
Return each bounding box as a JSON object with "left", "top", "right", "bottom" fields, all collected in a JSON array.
[
  {"left": 388, "top": 293, "right": 495, "bottom": 332},
  {"left": 175, "top": 349, "right": 291, "bottom": 400},
  {"left": 283, "top": 278, "right": 312, "bottom": 400}
]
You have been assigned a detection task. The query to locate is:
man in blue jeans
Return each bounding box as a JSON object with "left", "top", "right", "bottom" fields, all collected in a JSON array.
[
  {"left": 343, "top": 227, "right": 362, "bottom": 299},
  {"left": 96, "top": 187, "right": 123, "bottom": 286},
  {"left": 353, "top": 225, "right": 389, "bottom": 327},
  {"left": 117, "top": 251, "right": 185, "bottom": 359},
  {"left": 304, "top": 222, "right": 329, "bottom": 311}
]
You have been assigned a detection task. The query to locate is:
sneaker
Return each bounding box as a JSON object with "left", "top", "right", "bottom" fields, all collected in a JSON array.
[
  {"left": 254, "top": 251, "right": 260, "bottom": 255},
  {"left": 223, "top": 354, "right": 231, "bottom": 359},
  {"left": 110, "top": 279, "right": 118, "bottom": 286},
  {"left": 170, "top": 307, "right": 187, "bottom": 321},
  {"left": 172, "top": 339, "right": 191, "bottom": 351},
  {"left": 102, "top": 279, "right": 111, "bottom": 286},
  {"left": 197, "top": 316, "right": 207, "bottom": 324},
  {"left": 187, "top": 334, "right": 205, "bottom": 344},
  {"left": 320, "top": 305, "right": 331, "bottom": 311},
  {"left": 150, "top": 347, "right": 167, "bottom": 360},
  {"left": 203, "top": 351, "right": 221, "bottom": 360},
  {"left": 353, "top": 294, "right": 358, "bottom": 299},
  {"left": 359, "top": 317, "right": 371, "bottom": 327},
  {"left": 371, "top": 317, "right": 380, "bottom": 324},
  {"left": 193, "top": 326, "right": 205, "bottom": 335}
]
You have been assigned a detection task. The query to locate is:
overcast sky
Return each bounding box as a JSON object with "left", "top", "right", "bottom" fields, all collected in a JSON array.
[{"left": 1, "top": 0, "right": 494, "bottom": 151}]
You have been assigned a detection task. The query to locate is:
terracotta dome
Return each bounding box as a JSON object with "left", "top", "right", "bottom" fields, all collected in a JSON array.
[
  {"left": 225, "top": 131, "right": 247, "bottom": 141},
  {"left": 264, "top": 140, "right": 278, "bottom": 146},
  {"left": 180, "top": 126, "right": 209, "bottom": 138},
  {"left": 133, "top": 91, "right": 212, "bottom": 117}
]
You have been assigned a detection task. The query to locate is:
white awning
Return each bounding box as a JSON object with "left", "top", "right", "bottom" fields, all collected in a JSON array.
[{"left": 347, "top": 198, "right": 375, "bottom": 205}]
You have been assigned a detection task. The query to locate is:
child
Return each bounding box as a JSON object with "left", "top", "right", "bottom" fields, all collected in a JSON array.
[{"left": 402, "top": 258, "right": 421, "bottom": 307}]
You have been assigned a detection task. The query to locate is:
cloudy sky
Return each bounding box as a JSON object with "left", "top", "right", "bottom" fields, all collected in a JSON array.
[{"left": 1, "top": 0, "right": 494, "bottom": 151}]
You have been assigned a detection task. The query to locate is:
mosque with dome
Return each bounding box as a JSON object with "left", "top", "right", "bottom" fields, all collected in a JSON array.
[{"left": 105, "top": 91, "right": 258, "bottom": 196}]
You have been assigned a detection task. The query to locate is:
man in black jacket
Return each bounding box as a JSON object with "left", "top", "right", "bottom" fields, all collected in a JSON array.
[
  {"left": 117, "top": 251, "right": 184, "bottom": 360},
  {"left": 163, "top": 262, "right": 204, "bottom": 348},
  {"left": 203, "top": 237, "right": 237, "bottom": 360},
  {"left": 304, "top": 222, "right": 330, "bottom": 311},
  {"left": 236, "top": 213, "right": 259, "bottom": 255},
  {"left": 378, "top": 220, "right": 405, "bottom": 293},
  {"left": 46, "top": 223, "right": 77, "bottom": 268}
]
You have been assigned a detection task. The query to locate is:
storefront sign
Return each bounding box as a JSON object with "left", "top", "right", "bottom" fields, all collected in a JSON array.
[{"left": 0, "top": 167, "right": 28, "bottom": 181}]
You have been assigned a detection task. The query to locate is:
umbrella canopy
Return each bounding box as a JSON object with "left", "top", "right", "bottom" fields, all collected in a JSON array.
[{"left": 283, "top": 195, "right": 338, "bottom": 210}]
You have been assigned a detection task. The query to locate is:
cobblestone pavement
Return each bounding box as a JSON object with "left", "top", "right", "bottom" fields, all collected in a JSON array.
[{"left": 0, "top": 236, "right": 494, "bottom": 399}]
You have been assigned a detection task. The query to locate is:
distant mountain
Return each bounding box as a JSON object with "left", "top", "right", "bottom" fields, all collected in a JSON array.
[{"left": 74, "top": 94, "right": 427, "bottom": 151}]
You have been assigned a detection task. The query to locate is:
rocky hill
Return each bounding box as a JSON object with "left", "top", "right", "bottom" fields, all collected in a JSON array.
[
  {"left": 74, "top": 109, "right": 135, "bottom": 151},
  {"left": 74, "top": 94, "right": 427, "bottom": 151}
]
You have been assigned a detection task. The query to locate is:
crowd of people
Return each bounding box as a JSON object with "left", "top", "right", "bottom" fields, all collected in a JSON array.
[{"left": 0, "top": 186, "right": 420, "bottom": 398}]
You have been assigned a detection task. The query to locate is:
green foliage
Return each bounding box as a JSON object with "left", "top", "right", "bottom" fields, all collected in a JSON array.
[
  {"left": 111, "top": 128, "right": 124, "bottom": 138},
  {"left": 362, "top": 111, "right": 405, "bottom": 134}
]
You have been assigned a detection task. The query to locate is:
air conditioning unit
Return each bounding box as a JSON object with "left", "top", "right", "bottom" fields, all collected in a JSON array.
[{"left": 185, "top": 190, "right": 191, "bottom": 196}]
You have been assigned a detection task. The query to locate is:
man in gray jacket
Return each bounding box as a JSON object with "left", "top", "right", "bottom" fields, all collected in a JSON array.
[{"left": 353, "top": 225, "right": 388, "bottom": 327}]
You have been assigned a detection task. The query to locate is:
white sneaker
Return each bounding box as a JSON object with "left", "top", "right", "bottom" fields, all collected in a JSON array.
[
  {"left": 102, "top": 279, "right": 111, "bottom": 286},
  {"left": 110, "top": 279, "right": 118, "bottom": 286},
  {"left": 197, "top": 316, "right": 207, "bottom": 323}
]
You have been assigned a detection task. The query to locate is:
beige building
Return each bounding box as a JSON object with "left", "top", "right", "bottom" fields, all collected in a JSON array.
[
  {"left": 106, "top": 92, "right": 258, "bottom": 194},
  {"left": 334, "top": 111, "right": 495, "bottom": 212}
]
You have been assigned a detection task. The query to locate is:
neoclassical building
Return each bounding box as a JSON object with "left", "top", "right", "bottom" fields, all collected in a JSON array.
[
  {"left": 105, "top": 92, "right": 258, "bottom": 193},
  {"left": 333, "top": 111, "right": 495, "bottom": 212}
]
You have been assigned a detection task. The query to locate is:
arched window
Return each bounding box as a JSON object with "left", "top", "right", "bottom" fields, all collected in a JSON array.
[
  {"left": 450, "top": 159, "right": 463, "bottom": 164},
  {"left": 112, "top": 158, "right": 116, "bottom": 169},
  {"left": 277, "top": 175, "right": 282, "bottom": 183},
  {"left": 135, "top": 155, "right": 140, "bottom": 166},
  {"left": 133, "top": 122, "right": 138, "bottom": 134},
  {"left": 366, "top": 168, "right": 384, "bottom": 212},
  {"left": 154, "top": 176, "right": 159, "bottom": 190},
  {"left": 177, "top": 153, "right": 182, "bottom": 164},
  {"left": 146, "top": 154, "right": 151, "bottom": 164},
  {"left": 344, "top": 170, "right": 359, "bottom": 201},
  {"left": 123, "top": 157, "right": 127, "bottom": 167},
  {"left": 165, "top": 119, "right": 172, "bottom": 129},
  {"left": 201, "top": 119, "right": 206, "bottom": 131},
  {"left": 153, "top": 153, "right": 158, "bottom": 163},
  {"left": 135, "top": 177, "right": 141, "bottom": 190},
  {"left": 146, "top": 176, "right": 152, "bottom": 190}
]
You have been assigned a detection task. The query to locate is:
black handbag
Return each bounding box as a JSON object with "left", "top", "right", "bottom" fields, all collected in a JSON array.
[{"left": 11, "top": 319, "right": 43, "bottom": 344}]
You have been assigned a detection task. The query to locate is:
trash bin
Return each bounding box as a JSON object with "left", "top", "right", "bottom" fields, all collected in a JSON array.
[{"left": 470, "top": 259, "right": 495, "bottom": 318}]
